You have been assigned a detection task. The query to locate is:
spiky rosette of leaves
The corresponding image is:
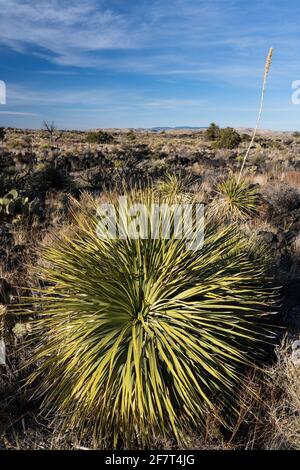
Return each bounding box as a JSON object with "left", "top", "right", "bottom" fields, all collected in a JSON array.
[
  {"left": 17, "top": 190, "right": 274, "bottom": 447},
  {"left": 212, "top": 175, "right": 259, "bottom": 222},
  {"left": 155, "top": 173, "right": 193, "bottom": 202}
]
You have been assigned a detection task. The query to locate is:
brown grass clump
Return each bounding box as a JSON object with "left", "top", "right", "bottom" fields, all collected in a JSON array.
[
  {"left": 280, "top": 170, "right": 300, "bottom": 189},
  {"left": 263, "top": 339, "right": 300, "bottom": 449}
]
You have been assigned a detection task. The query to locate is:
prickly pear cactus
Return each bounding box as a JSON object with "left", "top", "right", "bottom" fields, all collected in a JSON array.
[{"left": 0, "top": 189, "right": 30, "bottom": 218}]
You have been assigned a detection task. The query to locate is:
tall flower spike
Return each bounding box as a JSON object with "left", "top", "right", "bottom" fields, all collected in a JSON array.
[
  {"left": 264, "top": 47, "right": 273, "bottom": 77},
  {"left": 238, "top": 47, "right": 274, "bottom": 182}
]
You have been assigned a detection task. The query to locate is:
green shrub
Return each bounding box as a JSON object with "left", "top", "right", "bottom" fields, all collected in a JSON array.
[
  {"left": 213, "top": 127, "right": 241, "bottom": 149},
  {"left": 127, "top": 131, "right": 137, "bottom": 141},
  {"left": 241, "top": 133, "right": 251, "bottom": 142},
  {"left": 86, "top": 131, "right": 114, "bottom": 144},
  {"left": 19, "top": 191, "right": 274, "bottom": 447},
  {"left": 204, "top": 122, "right": 220, "bottom": 141},
  {"left": 0, "top": 127, "right": 6, "bottom": 141},
  {"left": 0, "top": 173, "right": 13, "bottom": 197},
  {"left": 29, "top": 164, "right": 73, "bottom": 193}
]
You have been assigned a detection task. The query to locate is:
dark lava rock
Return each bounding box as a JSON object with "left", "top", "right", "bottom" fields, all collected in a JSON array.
[
  {"left": 277, "top": 231, "right": 298, "bottom": 245},
  {"left": 0, "top": 278, "right": 14, "bottom": 304},
  {"left": 282, "top": 279, "right": 300, "bottom": 334},
  {"left": 258, "top": 231, "right": 278, "bottom": 244}
]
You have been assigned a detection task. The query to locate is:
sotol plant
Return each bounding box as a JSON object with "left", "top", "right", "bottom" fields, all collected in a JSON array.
[
  {"left": 155, "top": 172, "right": 193, "bottom": 201},
  {"left": 18, "top": 190, "right": 274, "bottom": 447},
  {"left": 213, "top": 175, "right": 259, "bottom": 221}
]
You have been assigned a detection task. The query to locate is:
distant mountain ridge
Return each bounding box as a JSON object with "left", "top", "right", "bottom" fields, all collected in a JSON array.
[{"left": 149, "top": 126, "right": 206, "bottom": 131}]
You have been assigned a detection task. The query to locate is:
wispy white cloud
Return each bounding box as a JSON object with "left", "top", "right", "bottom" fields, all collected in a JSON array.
[
  {"left": 6, "top": 84, "right": 207, "bottom": 111},
  {"left": 1, "top": 0, "right": 296, "bottom": 72},
  {"left": 1, "top": 0, "right": 300, "bottom": 130},
  {"left": 0, "top": 111, "right": 38, "bottom": 116},
  {"left": 155, "top": 65, "right": 261, "bottom": 78},
  {"left": 143, "top": 98, "right": 206, "bottom": 109},
  {"left": 38, "top": 70, "right": 79, "bottom": 76},
  {"left": 0, "top": 0, "right": 295, "bottom": 90},
  {"left": 0, "top": 0, "right": 139, "bottom": 66},
  {"left": 7, "top": 85, "right": 118, "bottom": 107}
]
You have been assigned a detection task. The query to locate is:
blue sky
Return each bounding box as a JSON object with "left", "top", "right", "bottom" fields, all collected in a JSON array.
[{"left": 0, "top": 0, "right": 300, "bottom": 130}]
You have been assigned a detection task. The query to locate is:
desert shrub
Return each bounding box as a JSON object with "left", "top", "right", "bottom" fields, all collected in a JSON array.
[
  {"left": 17, "top": 190, "right": 274, "bottom": 447},
  {"left": 265, "top": 183, "right": 300, "bottom": 216},
  {"left": 28, "top": 164, "right": 73, "bottom": 193},
  {"left": 204, "top": 122, "right": 220, "bottom": 141},
  {"left": 127, "top": 131, "right": 137, "bottom": 141},
  {"left": 213, "top": 128, "right": 241, "bottom": 149},
  {"left": 0, "top": 127, "right": 6, "bottom": 141},
  {"left": 281, "top": 171, "right": 300, "bottom": 188},
  {"left": 5, "top": 138, "right": 24, "bottom": 150},
  {"left": 269, "top": 140, "right": 284, "bottom": 150},
  {"left": 39, "top": 142, "right": 51, "bottom": 151},
  {"left": 212, "top": 175, "right": 259, "bottom": 221},
  {"left": 292, "top": 131, "right": 300, "bottom": 138},
  {"left": 282, "top": 138, "right": 293, "bottom": 146},
  {"left": 0, "top": 173, "right": 14, "bottom": 197},
  {"left": 241, "top": 133, "right": 251, "bottom": 142},
  {"left": 86, "top": 131, "right": 114, "bottom": 144},
  {"left": 137, "top": 158, "right": 167, "bottom": 179}
]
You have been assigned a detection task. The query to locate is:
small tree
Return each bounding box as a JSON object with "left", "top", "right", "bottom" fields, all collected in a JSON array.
[
  {"left": 205, "top": 122, "right": 220, "bottom": 141},
  {"left": 43, "top": 120, "right": 57, "bottom": 142},
  {"left": 213, "top": 127, "right": 241, "bottom": 149}
]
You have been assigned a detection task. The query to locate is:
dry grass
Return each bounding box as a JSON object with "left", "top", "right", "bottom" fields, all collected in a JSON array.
[
  {"left": 280, "top": 170, "right": 300, "bottom": 189},
  {"left": 263, "top": 339, "right": 300, "bottom": 449},
  {"left": 291, "top": 235, "right": 300, "bottom": 258}
]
